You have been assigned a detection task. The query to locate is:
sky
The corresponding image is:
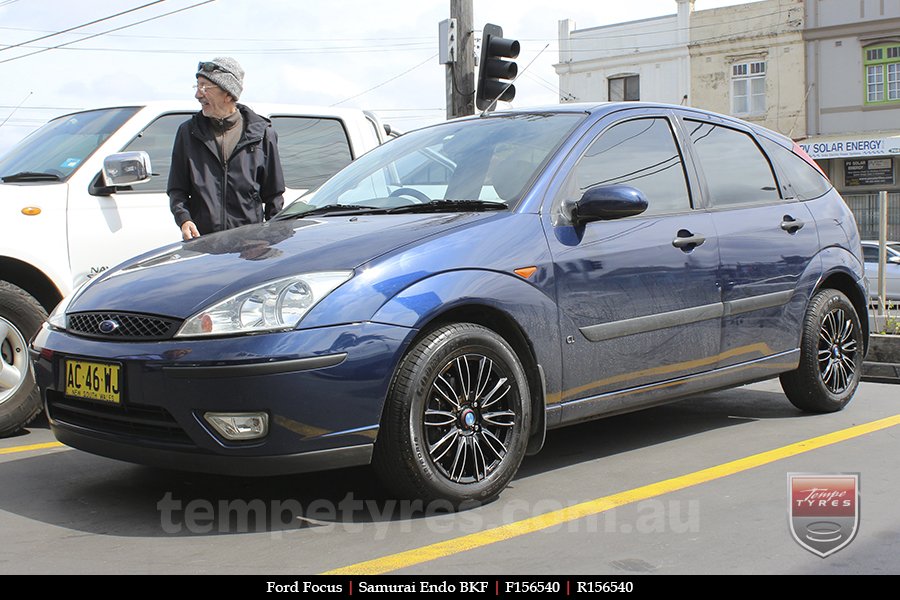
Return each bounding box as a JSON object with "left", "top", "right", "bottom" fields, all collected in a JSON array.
[{"left": 0, "top": 0, "right": 755, "bottom": 155}]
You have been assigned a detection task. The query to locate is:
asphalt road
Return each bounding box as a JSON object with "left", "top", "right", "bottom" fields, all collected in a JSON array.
[{"left": 1, "top": 378, "right": 898, "bottom": 575}]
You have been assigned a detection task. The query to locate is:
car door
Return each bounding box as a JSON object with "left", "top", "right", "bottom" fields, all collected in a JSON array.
[
  {"left": 543, "top": 109, "right": 722, "bottom": 409},
  {"left": 679, "top": 114, "right": 820, "bottom": 367},
  {"left": 66, "top": 112, "right": 192, "bottom": 285}
]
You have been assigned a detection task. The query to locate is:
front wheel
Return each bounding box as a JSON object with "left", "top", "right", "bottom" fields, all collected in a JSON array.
[
  {"left": 0, "top": 282, "right": 47, "bottom": 437},
  {"left": 373, "top": 323, "right": 531, "bottom": 507},
  {"left": 780, "top": 289, "right": 863, "bottom": 413}
]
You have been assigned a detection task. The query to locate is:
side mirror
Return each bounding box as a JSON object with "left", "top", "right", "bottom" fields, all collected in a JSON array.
[
  {"left": 102, "top": 151, "right": 152, "bottom": 187},
  {"left": 568, "top": 184, "right": 648, "bottom": 226}
]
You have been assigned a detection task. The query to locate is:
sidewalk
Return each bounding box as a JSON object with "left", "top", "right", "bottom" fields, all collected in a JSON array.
[{"left": 864, "top": 312, "right": 900, "bottom": 383}]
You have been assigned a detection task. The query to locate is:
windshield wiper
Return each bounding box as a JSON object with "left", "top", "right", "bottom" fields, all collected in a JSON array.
[
  {"left": 279, "top": 204, "right": 386, "bottom": 219},
  {"left": 386, "top": 200, "right": 508, "bottom": 214},
  {"left": 1, "top": 171, "right": 62, "bottom": 182}
]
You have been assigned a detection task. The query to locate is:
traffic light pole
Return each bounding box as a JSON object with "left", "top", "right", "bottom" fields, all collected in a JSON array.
[{"left": 446, "top": 0, "right": 474, "bottom": 119}]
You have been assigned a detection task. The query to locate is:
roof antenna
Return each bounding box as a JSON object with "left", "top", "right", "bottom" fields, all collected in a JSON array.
[{"left": 479, "top": 43, "right": 550, "bottom": 117}]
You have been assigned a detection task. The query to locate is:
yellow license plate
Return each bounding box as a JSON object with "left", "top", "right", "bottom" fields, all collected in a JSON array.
[{"left": 65, "top": 360, "right": 121, "bottom": 404}]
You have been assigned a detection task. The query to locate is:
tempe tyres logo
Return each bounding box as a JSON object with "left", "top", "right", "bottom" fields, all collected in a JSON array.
[{"left": 788, "top": 473, "right": 859, "bottom": 557}]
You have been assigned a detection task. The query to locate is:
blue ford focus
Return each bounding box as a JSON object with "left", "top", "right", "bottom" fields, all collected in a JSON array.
[{"left": 31, "top": 103, "right": 868, "bottom": 505}]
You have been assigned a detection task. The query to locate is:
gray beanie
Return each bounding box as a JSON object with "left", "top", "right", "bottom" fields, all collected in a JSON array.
[{"left": 196, "top": 57, "right": 244, "bottom": 100}]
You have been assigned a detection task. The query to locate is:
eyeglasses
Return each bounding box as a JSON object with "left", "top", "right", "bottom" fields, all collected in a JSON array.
[
  {"left": 192, "top": 83, "right": 219, "bottom": 94},
  {"left": 198, "top": 61, "right": 233, "bottom": 76}
]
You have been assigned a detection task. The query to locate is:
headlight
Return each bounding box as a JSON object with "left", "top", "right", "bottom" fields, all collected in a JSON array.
[
  {"left": 176, "top": 271, "right": 352, "bottom": 338},
  {"left": 46, "top": 280, "right": 92, "bottom": 330}
]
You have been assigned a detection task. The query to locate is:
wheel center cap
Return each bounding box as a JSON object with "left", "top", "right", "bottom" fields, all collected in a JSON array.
[
  {"left": 460, "top": 408, "right": 477, "bottom": 429},
  {"left": 833, "top": 345, "right": 840, "bottom": 358}
]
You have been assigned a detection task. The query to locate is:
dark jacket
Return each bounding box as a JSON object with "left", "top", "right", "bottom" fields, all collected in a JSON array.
[{"left": 168, "top": 104, "right": 285, "bottom": 235}]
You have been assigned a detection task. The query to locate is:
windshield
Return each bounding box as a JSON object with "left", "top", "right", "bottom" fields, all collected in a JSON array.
[
  {"left": 280, "top": 112, "right": 585, "bottom": 217},
  {"left": 0, "top": 107, "right": 139, "bottom": 182}
]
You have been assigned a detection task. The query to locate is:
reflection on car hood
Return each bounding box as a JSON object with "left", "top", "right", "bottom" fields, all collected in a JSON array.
[{"left": 70, "top": 212, "right": 497, "bottom": 317}]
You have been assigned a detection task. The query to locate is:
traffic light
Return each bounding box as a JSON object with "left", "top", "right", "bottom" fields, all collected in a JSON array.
[{"left": 476, "top": 23, "right": 520, "bottom": 112}]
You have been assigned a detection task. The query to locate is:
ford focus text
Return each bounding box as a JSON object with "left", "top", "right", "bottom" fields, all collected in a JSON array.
[{"left": 31, "top": 103, "right": 868, "bottom": 506}]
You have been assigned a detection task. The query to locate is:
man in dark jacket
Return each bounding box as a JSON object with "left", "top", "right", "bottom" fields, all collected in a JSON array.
[{"left": 168, "top": 56, "right": 285, "bottom": 240}]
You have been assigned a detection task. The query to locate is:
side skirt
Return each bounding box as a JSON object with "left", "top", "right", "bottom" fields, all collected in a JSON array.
[{"left": 553, "top": 349, "right": 800, "bottom": 429}]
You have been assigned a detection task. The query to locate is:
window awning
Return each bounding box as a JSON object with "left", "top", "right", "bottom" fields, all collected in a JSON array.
[{"left": 797, "top": 131, "right": 900, "bottom": 160}]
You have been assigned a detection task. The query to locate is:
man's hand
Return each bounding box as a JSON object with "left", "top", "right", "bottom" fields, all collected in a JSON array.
[{"left": 181, "top": 221, "right": 201, "bottom": 240}]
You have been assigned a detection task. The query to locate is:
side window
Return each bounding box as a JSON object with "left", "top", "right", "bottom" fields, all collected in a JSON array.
[
  {"left": 271, "top": 117, "right": 353, "bottom": 191},
  {"left": 759, "top": 137, "right": 832, "bottom": 201},
  {"left": 560, "top": 117, "right": 691, "bottom": 216},
  {"left": 119, "top": 113, "right": 191, "bottom": 193},
  {"left": 686, "top": 120, "right": 780, "bottom": 207}
]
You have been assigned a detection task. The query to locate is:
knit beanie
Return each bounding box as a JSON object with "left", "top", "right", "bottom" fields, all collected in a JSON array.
[{"left": 196, "top": 57, "right": 244, "bottom": 100}]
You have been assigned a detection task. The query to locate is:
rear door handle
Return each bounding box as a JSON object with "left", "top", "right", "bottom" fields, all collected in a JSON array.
[
  {"left": 672, "top": 230, "right": 706, "bottom": 250},
  {"left": 781, "top": 215, "right": 805, "bottom": 233}
]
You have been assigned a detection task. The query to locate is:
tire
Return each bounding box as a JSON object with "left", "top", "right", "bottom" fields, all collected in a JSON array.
[
  {"left": 373, "top": 323, "right": 531, "bottom": 507},
  {"left": 780, "top": 289, "right": 863, "bottom": 413},
  {"left": 0, "top": 281, "right": 47, "bottom": 437}
]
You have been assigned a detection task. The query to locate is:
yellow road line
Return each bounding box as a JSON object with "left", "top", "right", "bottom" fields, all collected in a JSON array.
[
  {"left": 324, "top": 413, "right": 900, "bottom": 575},
  {"left": 0, "top": 441, "right": 65, "bottom": 455}
]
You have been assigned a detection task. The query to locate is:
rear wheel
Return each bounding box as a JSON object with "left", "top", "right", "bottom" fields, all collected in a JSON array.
[
  {"left": 780, "top": 289, "right": 863, "bottom": 413},
  {"left": 373, "top": 323, "right": 531, "bottom": 507},
  {"left": 0, "top": 282, "right": 47, "bottom": 437}
]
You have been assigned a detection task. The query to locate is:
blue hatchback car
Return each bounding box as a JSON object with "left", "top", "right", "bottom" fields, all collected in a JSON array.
[{"left": 31, "top": 103, "right": 868, "bottom": 506}]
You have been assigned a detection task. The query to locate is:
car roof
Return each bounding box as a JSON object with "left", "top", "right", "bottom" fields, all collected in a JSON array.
[{"left": 480, "top": 101, "right": 793, "bottom": 144}]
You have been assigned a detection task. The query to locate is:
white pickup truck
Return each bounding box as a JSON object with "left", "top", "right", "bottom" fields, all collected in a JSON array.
[{"left": 0, "top": 102, "right": 389, "bottom": 435}]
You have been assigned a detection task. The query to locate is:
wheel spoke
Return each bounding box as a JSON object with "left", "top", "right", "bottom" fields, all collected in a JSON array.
[
  {"left": 480, "top": 428, "right": 508, "bottom": 460},
  {"left": 0, "top": 361, "right": 22, "bottom": 390},
  {"left": 833, "top": 361, "right": 847, "bottom": 392},
  {"left": 474, "top": 356, "right": 493, "bottom": 399},
  {"left": 482, "top": 409, "right": 516, "bottom": 427},
  {"left": 819, "top": 314, "right": 835, "bottom": 345},
  {"left": 471, "top": 436, "right": 487, "bottom": 481},
  {"left": 424, "top": 409, "right": 456, "bottom": 427},
  {"left": 449, "top": 435, "right": 468, "bottom": 482},
  {"left": 479, "top": 377, "right": 509, "bottom": 409},
  {"left": 838, "top": 353, "right": 856, "bottom": 375},
  {"left": 433, "top": 374, "right": 460, "bottom": 409},
  {"left": 820, "top": 359, "right": 835, "bottom": 387},
  {"left": 429, "top": 429, "right": 459, "bottom": 463},
  {"left": 456, "top": 356, "right": 471, "bottom": 400},
  {"left": 0, "top": 320, "right": 9, "bottom": 341}
]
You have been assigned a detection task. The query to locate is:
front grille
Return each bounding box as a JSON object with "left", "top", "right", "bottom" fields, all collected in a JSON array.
[
  {"left": 67, "top": 312, "right": 181, "bottom": 341},
  {"left": 47, "top": 392, "right": 194, "bottom": 446}
]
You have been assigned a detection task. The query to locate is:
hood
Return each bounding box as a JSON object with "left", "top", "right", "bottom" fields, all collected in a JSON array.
[{"left": 69, "top": 212, "right": 498, "bottom": 317}]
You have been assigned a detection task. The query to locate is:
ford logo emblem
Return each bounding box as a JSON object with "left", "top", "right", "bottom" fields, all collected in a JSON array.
[{"left": 98, "top": 319, "right": 119, "bottom": 334}]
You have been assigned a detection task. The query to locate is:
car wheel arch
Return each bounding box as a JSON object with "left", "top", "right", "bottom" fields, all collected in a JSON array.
[
  {"left": 813, "top": 270, "right": 870, "bottom": 355},
  {"left": 375, "top": 302, "right": 548, "bottom": 458}
]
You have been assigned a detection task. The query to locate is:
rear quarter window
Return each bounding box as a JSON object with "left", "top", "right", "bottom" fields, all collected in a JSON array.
[{"left": 758, "top": 136, "right": 833, "bottom": 201}]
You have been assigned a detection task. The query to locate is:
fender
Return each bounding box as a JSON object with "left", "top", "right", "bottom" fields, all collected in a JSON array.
[{"left": 369, "top": 269, "right": 563, "bottom": 403}]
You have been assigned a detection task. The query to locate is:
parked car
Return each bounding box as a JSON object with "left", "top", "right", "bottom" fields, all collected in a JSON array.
[
  {"left": 0, "top": 102, "right": 388, "bottom": 436},
  {"left": 30, "top": 103, "right": 868, "bottom": 506},
  {"left": 861, "top": 240, "right": 900, "bottom": 301}
]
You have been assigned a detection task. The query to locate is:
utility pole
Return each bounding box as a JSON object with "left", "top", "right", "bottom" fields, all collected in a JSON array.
[{"left": 446, "top": 0, "right": 474, "bottom": 119}]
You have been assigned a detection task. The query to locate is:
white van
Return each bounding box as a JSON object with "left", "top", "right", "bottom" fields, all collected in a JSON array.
[{"left": 0, "top": 102, "right": 388, "bottom": 435}]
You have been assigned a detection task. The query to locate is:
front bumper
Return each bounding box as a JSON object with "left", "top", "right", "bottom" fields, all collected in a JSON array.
[{"left": 31, "top": 321, "right": 415, "bottom": 475}]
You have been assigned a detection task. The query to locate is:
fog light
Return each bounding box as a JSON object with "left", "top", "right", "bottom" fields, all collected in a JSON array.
[{"left": 204, "top": 412, "right": 269, "bottom": 440}]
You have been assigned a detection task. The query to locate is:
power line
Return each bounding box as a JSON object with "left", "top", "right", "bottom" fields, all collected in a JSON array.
[
  {"left": 0, "top": 0, "right": 216, "bottom": 65},
  {"left": 331, "top": 53, "right": 438, "bottom": 107},
  {"left": 0, "top": 1, "right": 166, "bottom": 53}
]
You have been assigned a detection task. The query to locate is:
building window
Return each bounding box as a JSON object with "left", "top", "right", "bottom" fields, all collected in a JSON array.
[
  {"left": 608, "top": 75, "right": 639, "bottom": 101},
  {"left": 732, "top": 61, "right": 766, "bottom": 116},
  {"left": 864, "top": 44, "right": 900, "bottom": 104}
]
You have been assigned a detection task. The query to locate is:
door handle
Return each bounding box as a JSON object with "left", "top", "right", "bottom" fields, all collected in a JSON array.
[
  {"left": 781, "top": 215, "right": 805, "bottom": 233},
  {"left": 672, "top": 230, "right": 706, "bottom": 250}
]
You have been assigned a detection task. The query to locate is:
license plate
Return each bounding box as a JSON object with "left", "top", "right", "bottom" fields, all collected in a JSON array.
[{"left": 65, "top": 359, "right": 121, "bottom": 404}]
